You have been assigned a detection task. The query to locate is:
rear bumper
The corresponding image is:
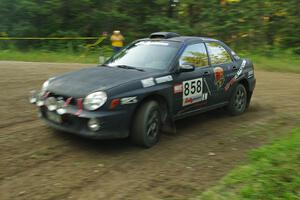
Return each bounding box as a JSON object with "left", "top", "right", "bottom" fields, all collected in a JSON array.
[{"left": 40, "top": 106, "right": 130, "bottom": 139}]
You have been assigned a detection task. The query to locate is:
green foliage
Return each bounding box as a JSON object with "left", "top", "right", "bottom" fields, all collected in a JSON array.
[
  {"left": 245, "top": 53, "right": 300, "bottom": 74},
  {"left": 0, "top": 0, "right": 299, "bottom": 53},
  {"left": 1, "top": 48, "right": 300, "bottom": 74},
  {"left": 196, "top": 127, "right": 300, "bottom": 200},
  {"left": 143, "top": 16, "right": 194, "bottom": 35}
]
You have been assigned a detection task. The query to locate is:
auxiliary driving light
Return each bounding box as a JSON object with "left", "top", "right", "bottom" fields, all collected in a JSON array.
[
  {"left": 45, "top": 97, "right": 58, "bottom": 111},
  {"left": 88, "top": 118, "right": 101, "bottom": 131},
  {"left": 29, "top": 90, "right": 38, "bottom": 104},
  {"left": 56, "top": 99, "right": 66, "bottom": 115}
]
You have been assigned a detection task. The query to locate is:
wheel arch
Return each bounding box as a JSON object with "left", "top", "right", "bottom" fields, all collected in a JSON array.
[
  {"left": 238, "top": 78, "right": 252, "bottom": 107},
  {"left": 130, "top": 93, "right": 170, "bottom": 130}
]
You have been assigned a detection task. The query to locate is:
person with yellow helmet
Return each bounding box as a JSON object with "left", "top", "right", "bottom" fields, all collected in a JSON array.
[{"left": 110, "top": 30, "right": 124, "bottom": 53}]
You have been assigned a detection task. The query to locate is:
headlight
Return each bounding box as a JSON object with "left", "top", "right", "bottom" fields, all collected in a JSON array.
[
  {"left": 84, "top": 91, "right": 107, "bottom": 111},
  {"left": 41, "top": 80, "right": 49, "bottom": 93},
  {"left": 41, "top": 77, "right": 55, "bottom": 94}
]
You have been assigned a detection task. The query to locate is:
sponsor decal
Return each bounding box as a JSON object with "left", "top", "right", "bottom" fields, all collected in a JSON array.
[
  {"left": 64, "top": 97, "right": 73, "bottom": 107},
  {"left": 225, "top": 59, "right": 247, "bottom": 91},
  {"left": 120, "top": 96, "right": 138, "bottom": 105},
  {"left": 184, "top": 93, "right": 208, "bottom": 105},
  {"left": 248, "top": 70, "right": 254, "bottom": 78},
  {"left": 224, "top": 78, "right": 236, "bottom": 91},
  {"left": 213, "top": 67, "right": 225, "bottom": 89},
  {"left": 76, "top": 98, "right": 83, "bottom": 116},
  {"left": 141, "top": 77, "right": 155, "bottom": 88},
  {"left": 182, "top": 78, "right": 208, "bottom": 106},
  {"left": 203, "top": 78, "right": 212, "bottom": 96},
  {"left": 137, "top": 41, "right": 169, "bottom": 46},
  {"left": 110, "top": 98, "right": 120, "bottom": 109},
  {"left": 43, "top": 91, "right": 50, "bottom": 98},
  {"left": 155, "top": 75, "right": 173, "bottom": 84},
  {"left": 173, "top": 83, "right": 183, "bottom": 94},
  {"left": 235, "top": 59, "right": 247, "bottom": 78}
]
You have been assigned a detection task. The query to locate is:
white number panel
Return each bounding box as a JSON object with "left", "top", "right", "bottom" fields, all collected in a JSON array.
[{"left": 182, "top": 78, "right": 208, "bottom": 106}]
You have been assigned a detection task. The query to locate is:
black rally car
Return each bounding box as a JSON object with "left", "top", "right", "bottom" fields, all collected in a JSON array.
[{"left": 30, "top": 32, "right": 256, "bottom": 147}]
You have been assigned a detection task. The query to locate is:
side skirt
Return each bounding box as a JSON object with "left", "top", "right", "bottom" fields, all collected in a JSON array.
[{"left": 173, "top": 102, "right": 228, "bottom": 121}]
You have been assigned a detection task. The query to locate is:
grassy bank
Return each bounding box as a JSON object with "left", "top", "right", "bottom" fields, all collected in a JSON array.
[
  {"left": 0, "top": 49, "right": 299, "bottom": 73},
  {"left": 0, "top": 49, "right": 100, "bottom": 64},
  {"left": 195, "top": 127, "right": 300, "bottom": 200},
  {"left": 244, "top": 53, "right": 300, "bottom": 74}
]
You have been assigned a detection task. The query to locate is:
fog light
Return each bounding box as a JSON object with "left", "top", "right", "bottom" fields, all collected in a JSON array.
[
  {"left": 57, "top": 108, "right": 66, "bottom": 115},
  {"left": 36, "top": 100, "right": 44, "bottom": 107},
  {"left": 88, "top": 118, "right": 101, "bottom": 131},
  {"left": 45, "top": 97, "right": 58, "bottom": 111}
]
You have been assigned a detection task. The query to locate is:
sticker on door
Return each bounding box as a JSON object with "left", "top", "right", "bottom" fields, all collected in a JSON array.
[{"left": 182, "top": 78, "right": 208, "bottom": 106}]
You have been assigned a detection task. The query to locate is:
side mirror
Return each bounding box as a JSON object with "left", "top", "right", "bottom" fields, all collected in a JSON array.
[
  {"left": 233, "top": 55, "right": 240, "bottom": 61},
  {"left": 178, "top": 63, "right": 195, "bottom": 73}
]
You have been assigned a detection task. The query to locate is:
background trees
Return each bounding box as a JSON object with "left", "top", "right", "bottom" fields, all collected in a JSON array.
[{"left": 0, "top": 0, "right": 299, "bottom": 53}]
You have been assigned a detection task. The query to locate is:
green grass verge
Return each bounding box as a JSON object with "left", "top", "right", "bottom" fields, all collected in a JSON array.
[
  {"left": 241, "top": 52, "right": 300, "bottom": 73},
  {"left": 0, "top": 49, "right": 101, "bottom": 64},
  {"left": 0, "top": 49, "right": 299, "bottom": 73},
  {"left": 195, "top": 127, "right": 300, "bottom": 200}
]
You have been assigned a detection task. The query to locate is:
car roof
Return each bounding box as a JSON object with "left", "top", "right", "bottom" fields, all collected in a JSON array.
[
  {"left": 138, "top": 36, "right": 219, "bottom": 44},
  {"left": 139, "top": 32, "right": 220, "bottom": 44},
  {"left": 165, "top": 36, "right": 219, "bottom": 43}
]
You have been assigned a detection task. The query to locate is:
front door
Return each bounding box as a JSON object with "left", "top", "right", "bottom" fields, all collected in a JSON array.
[
  {"left": 205, "top": 42, "right": 236, "bottom": 103},
  {"left": 172, "top": 42, "right": 215, "bottom": 116}
]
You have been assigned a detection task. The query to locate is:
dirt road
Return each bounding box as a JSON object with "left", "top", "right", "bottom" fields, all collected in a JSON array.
[{"left": 0, "top": 61, "right": 299, "bottom": 200}]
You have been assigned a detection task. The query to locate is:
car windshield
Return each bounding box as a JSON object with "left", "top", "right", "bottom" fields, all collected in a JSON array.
[{"left": 105, "top": 41, "right": 180, "bottom": 70}]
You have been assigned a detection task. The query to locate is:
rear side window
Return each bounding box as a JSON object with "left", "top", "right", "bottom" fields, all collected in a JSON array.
[
  {"left": 179, "top": 43, "right": 209, "bottom": 67},
  {"left": 206, "top": 42, "right": 232, "bottom": 65}
]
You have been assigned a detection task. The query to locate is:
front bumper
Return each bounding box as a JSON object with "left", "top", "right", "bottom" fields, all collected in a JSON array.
[{"left": 39, "top": 106, "right": 130, "bottom": 139}]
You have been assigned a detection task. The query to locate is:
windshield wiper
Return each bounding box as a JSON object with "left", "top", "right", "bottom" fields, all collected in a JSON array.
[{"left": 115, "top": 65, "right": 145, "bottom": 72}]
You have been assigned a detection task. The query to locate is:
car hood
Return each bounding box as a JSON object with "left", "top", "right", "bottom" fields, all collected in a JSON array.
[{"left": 47, "top": 66, "right": 160, "bottom": 97}]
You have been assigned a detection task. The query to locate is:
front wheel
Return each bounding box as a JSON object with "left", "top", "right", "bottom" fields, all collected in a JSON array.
[
  {"left": 131, "top": 101, "right": 161, "bottom": 148},
  {"left": 226, "top": 84, "right": 248, "bottom": 116}
]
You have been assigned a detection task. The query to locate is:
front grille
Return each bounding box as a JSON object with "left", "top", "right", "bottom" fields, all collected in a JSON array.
[{"left": 47, "top": 92, "right": 78, "bottom": 105}]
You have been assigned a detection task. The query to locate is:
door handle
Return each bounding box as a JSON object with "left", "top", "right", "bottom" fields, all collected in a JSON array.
[{"left": 203, "top": 71, "right": 210, "bottom": 76}]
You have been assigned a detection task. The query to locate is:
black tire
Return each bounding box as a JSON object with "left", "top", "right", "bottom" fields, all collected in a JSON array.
[
  {"left": 131, "top": 101, "right": 161, "bottom": 148},
  {"left": 226, "top": 84, "right": 248, "bottom": 116}
]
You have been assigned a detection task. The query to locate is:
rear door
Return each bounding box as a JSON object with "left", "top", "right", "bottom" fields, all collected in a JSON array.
[
  {"left": 205, "top": 42, "right": 235, "bottom": 103},
  {"left": 172, "top": 42, "right": 215, "bottom": 116}
]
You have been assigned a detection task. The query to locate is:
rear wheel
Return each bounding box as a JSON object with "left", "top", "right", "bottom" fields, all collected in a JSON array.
[
  {"left": 226, "top": 84, "right": 247, "bottom": 115},
  {"left": 131, "top": 101, "right": 161, "bottom": 148}
]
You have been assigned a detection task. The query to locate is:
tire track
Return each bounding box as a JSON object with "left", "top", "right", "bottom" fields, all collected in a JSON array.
[{"left": 0, "top": 62, "right": 300, "bottom": 200}]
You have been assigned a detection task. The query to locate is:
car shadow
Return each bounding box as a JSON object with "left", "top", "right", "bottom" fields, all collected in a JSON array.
[
  {"left": 51, "top": 102, "right": 271, "bottom": 154},
  {"left": 52, "top": 130, "right": 135, "bottom": 153}
]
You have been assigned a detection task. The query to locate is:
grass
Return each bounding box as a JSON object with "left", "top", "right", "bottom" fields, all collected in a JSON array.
[
  {"left": 0, "top": 49, "right": 299, "bottom": 73},
  {"left": 0, "top": 49, "right": 101, "bottom": 64},
  {"left": 243, "top": 53, "right": 300, "bottom": 74},
  {"left": 195, "top": 127, "right": 300, "bottom": 200}
]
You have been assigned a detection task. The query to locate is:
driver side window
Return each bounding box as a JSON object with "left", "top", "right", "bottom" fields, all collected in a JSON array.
[
  {"left": 179, "top": 43, "right": 209, "bottom": 68},
  {"left": 206, "top": 42, "right": 232, "bottom": 65}
]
